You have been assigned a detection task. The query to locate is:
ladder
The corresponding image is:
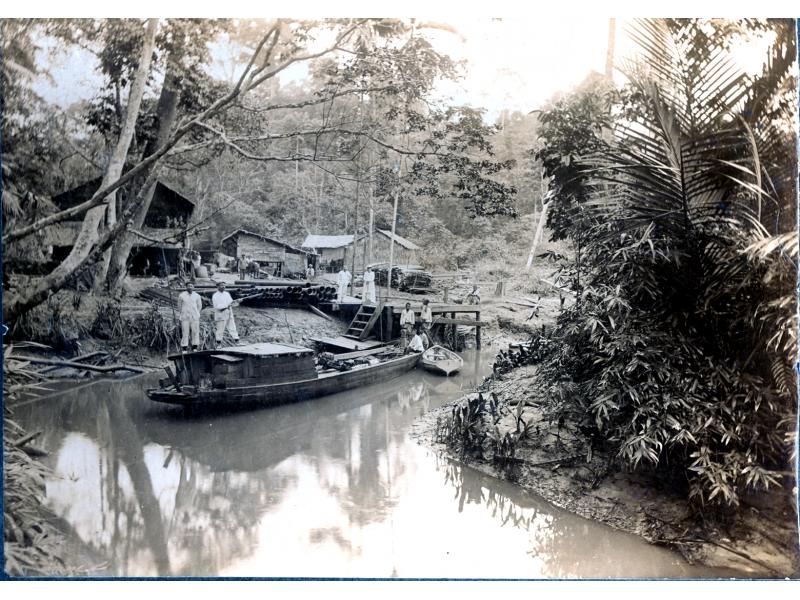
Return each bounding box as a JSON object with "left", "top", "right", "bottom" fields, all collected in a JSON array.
[{"left": 344, "top": 302, "right": 382, "bottom": 340}]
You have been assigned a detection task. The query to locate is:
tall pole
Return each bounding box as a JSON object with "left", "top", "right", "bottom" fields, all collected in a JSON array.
[
  {"left": 605, "top": 18, "right": 616, "bottom": 81},
  {"left": 385, "top": 165, "right": 400, "bottom": 301},
  {"left": 351, "top": 167, "right": 360, "bottom": 283}
]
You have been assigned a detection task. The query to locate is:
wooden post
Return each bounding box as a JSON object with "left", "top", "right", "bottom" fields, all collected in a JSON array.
[
  {"left": 443, "top": 287, "right": 449, "bottom": 302},
  {"left": 476, "top": 311, "right": 481, "bottom": 349},
  {"left": 386, "top": 306, "right": 394, "bottom": 341},
  {"left": 451, "top": 311, "right": 456, "bottom": 349}
]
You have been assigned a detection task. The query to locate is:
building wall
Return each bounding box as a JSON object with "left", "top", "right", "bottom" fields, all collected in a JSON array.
[
  {"left": 310, "top": 234, "right": 419, "bottom": 274},
  {"left": 223, "top": 233, "right": 309, "bottom": 276}
]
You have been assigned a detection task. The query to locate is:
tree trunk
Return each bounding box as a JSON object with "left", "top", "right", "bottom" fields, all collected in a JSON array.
[
  {"left": 525, "top": 201, "right": 550, "bottom": 271},
  {"left": 605, "top": 18, "right": 616, "bottom": 80},
  {"left": 106, "top": 45, "right": 183, "bottom": 292},
  {"left": 3, "top": 19, "right": 158, "bottom": 320}
]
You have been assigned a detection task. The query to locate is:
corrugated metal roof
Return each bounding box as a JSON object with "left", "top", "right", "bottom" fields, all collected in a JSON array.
[
  {"left": 301, "top": 234, "right": 355, "bottom": 249},
  {"left": 377, "top": 229, "right": 420, "bottom": 250}
]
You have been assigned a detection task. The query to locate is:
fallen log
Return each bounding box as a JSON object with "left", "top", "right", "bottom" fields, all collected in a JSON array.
[
  {"left": 305, "top": 303, "right": 333, "bottom": 321},
  {"left": 41, "top": 351, "right": 108, "bottom": 373},
  {"left": 500, "top": 454, "right": 584, "bottom": 468},
  {"left": 11, "top": 356, "right": 149, "bottom": 374},
  {"left": 12, "top": 430, "right": 43, "bottom": 448},
  {"left": 507, "top": 298, "right": 538, "bottom": 308}
]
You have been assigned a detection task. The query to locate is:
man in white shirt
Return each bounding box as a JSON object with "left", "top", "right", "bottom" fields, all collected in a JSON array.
[
  {"left": 212, "top": 281, "right": 240, "bottom": 346},
  {"left": 399, "top": 302, "right": 415, "bottom": 348},
  {"left": 363, "top": 267, "right": 376, "bottom": 304},
  {"left": 337, "top": 267, "right": 350, "bottom": 302},
  {"left": 407, "top": 327, "right": 425, "bottom": 353},
  {"left": 178, "top": 281, "right": 203, "bottom": 352}
]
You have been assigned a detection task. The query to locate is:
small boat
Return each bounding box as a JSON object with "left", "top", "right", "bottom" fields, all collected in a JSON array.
[
  {"left": 146, "top": 341, "right": 420, "bottom": 410},
  {"left": 420, "top": 345, "right": 463, "bottom": 376}
]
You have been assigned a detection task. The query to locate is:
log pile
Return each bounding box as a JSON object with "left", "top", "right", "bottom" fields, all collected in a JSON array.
[
  {"left": 139, "top": 281, "right": 338, "bottom": 308},
  {"left": 372, "top": 264, "right": 433, "bottom": 292}
]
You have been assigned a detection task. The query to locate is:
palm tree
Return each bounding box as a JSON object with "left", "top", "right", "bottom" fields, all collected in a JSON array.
[{"left": 541, "top": 18, "right": 797, "bottom": 507}]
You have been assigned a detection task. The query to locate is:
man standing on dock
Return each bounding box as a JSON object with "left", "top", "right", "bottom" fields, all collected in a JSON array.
[
  {"left": 337, "top": 267, "right": 350, "bottom": 302},
  {"left": 400, "top": 302, "right": 415, "bottom": 349},
  {"left": 178, "top": 281, "right": 203, "bottom": 352},
  {"left": 212, "top": 281, "right": 240, "bottom": 347},
  {"left": 420, "top": 298, "right": 433, "bottom": 334},
  {"left": 363, "top": 266, "right": 376, "bottom": 304}
]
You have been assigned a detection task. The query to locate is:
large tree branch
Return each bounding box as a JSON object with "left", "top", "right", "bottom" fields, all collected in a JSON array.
[
  {"left": 3, "top": 31, "right": 280, "bottom": 245},
  {"left": 3, "top": 21, "right": 370, "bottom": 247},
  {"left": 236, "top": 85, "right": 395, "bottom": 114},
  {"left": 242, "top": 20, "right": 366, "bottom": 93}
]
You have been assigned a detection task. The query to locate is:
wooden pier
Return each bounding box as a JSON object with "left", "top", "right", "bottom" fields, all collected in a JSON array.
[
  {"left": 318, "top": 298, "right": 485, "bottom": 348},
  {"left": 383, "top": 302, "right": 484, "bottom": 348}
]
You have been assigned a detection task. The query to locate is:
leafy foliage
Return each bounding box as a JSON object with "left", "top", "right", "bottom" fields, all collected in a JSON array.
[
  {"left": 3, "top": 348, "right": 72, "bottom": 576},
  {"left": 535, "top": 19, "right": 797, "bottom": 509}
]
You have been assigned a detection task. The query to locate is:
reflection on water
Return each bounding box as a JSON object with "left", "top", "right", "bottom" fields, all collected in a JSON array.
[{"left": 10, "top": 350, "right": 744, "bottom": 578}]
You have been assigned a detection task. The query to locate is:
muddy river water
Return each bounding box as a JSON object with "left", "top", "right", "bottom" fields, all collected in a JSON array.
[{"left": 12, "top": 350, "right": 743, "bottom": 578}]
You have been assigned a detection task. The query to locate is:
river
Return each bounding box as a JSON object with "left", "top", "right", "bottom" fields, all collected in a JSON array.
[{"left": 11, "top": 350, "right": 742, "bottom": 579}]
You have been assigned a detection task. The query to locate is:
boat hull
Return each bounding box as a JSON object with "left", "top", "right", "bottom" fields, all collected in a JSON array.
[
  {"left": 420, "top": 346, "right": 464, "bottom": 376},
  {"left": 421, "top": 360, "right": 462, "bottom": 376},
  {"left": 147, "top": 352, "right": 421, "bottom": 410}
]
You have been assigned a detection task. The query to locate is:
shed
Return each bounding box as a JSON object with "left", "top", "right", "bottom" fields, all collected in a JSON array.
[
  {"left": 302, "top": 230, "right": 422, "bottom": 274},
  {"left": 44, "top": 178, "right": 196, "bottom": 276},
  {"left": 301, "top": 234, "right": 363, "bottom": 273},
  {"left": 374, "top": 229, "right": 420, "bottom": 266},
  {"left": 221, "top": 230, "right": 312, "bottom": 277}
]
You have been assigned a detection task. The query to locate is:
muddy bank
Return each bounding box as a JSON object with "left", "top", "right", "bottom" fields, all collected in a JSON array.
[
  {"left": 4, "top": 283, "right": 348, "bottom": 404},
  {"left": 411, "top": 364, "right": 800, "bottom": 578}
]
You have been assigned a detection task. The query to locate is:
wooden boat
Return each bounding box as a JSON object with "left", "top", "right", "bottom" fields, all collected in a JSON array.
[
  {"left": 146, "top": 342, "right": 420, "bottom": 410},
  {"left": 420, "top": 345, "right": 463, "bottom": 376}
]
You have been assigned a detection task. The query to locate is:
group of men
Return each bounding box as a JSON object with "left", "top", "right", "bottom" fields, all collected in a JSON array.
[
  {"left": 399, "top": 298, "right": 433, "bottom": 353},
  {"left": 334, "top": 266, "right": 377, "bottom": 304},
  {"left": 177, "top": 280, "right": 240, "bottom": 352}
]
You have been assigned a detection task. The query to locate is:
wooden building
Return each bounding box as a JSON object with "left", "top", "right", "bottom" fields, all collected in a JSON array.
[
  {"left": 45, "top": 178, "right": 196, "bottom": 276},
  {"left": 302, "top": 230, "right": 421, "bottom": 274},
  {"left": 301, "top": 234, "right": 363, "bottom": 273},
  {"left": 371, "top": 229, "right": 420, "bottom": 267},
  {"left": 220, "top": 230, "right": 312, "bottom": 277}
]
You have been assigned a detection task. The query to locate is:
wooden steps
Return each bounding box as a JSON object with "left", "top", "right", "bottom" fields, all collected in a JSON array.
[{"left": 344, "top": 302, "right": 382, "bottom": 340}]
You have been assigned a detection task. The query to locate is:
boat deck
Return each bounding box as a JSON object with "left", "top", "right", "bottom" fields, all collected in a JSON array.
[
  {"left": 308, "top": 336, "right": 385, "bottom": 352},
  {"left": 168, "top": 342, "right": 313, "bottom": 360}
]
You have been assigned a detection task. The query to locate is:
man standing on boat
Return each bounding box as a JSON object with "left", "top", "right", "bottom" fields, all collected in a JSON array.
[
  {"left": 400, "top": 302, "right": 415, "bottom": 349},
  {"left": 363, "top": 266, "right": 376, "bottom": 304},
  {"left": 178, "top": 281, "right": 203, "bottom": 353},
  {"left": 212, "top": 281, "right": 240, "bottom": 347}
]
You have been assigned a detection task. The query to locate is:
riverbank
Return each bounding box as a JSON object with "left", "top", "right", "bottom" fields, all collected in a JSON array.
[{"left": 411, "top": 362, "right": 800, "bottom": 578}]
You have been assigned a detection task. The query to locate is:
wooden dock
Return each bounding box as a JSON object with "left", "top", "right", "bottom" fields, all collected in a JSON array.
[{"left": 383, "top": 302, "right": 484, "bottom": 348}]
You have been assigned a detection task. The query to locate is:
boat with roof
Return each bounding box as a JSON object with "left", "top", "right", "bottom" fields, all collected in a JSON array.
[{"left": 146, "top": 341, "right": 420, "bottom": 410}]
